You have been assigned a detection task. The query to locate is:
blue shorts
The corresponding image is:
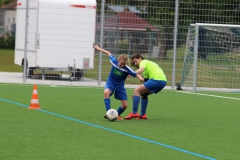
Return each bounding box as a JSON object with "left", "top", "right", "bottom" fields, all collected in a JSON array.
[
  {"left": 105, "top": 84, "right": 127, "bottom": 100},
  {"left": 143, "top": 79, "right": 166, "bottom": 94}
]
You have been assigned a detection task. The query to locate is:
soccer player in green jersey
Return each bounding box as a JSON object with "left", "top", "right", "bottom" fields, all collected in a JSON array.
[{"left": 124, "top": 53, "right": 167, "bottom": 119}]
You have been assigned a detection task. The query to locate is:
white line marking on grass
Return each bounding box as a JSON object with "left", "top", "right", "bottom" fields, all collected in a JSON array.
[
  {"left": 179, "top": 91, "right": 240, "bottom": 101},
  {"left": 0, "top": 97, "right": 216, "bottom": 160},
  {"left": 0, "top": 83, "right": 130, "bottom": 90},
  {"left": 0, "top": 83, "right": 101, "bottom": 89}
]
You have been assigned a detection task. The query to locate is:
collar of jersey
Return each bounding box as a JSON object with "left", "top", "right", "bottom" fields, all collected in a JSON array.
[{"left": 110, "top": 60, "right": 128, "bottom": 72}]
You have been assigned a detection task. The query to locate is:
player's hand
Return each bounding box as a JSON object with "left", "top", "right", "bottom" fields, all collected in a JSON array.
[
  {"left": 94, "top": 45, "right": 100, "bottom": 51},
  {"left": 127, "top": 75, "right": 132, "bottom": 78},
  {"left": 139, "top": 77, "right": 144, "bottom": 83}
]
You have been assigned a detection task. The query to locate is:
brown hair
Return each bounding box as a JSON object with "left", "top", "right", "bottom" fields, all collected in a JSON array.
[
  {"left": 131, "top": 53, "right": 144, "bottom": 68},
  {"left": 118, "top": 54, "right": 128, "bottom": 62}
]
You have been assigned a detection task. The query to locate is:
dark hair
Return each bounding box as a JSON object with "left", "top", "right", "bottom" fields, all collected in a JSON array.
[{"left": 131, "top": 53, "right": 144, "bottom": 69}]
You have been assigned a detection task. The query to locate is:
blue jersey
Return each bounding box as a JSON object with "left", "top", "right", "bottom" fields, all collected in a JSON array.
[{"left": 106, "top": 55, "right": 136, "bottom": 90}]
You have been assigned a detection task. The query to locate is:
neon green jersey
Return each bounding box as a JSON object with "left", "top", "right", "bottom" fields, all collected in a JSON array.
[
  {"left": 143, "top": 71, "right": 149, "bottom": 79},
  {"left": 139, "top": 59, "right": 167, "bottom": 81}
]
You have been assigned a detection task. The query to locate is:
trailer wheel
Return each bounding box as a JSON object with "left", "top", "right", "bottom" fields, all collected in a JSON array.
[
  {"left": 71, "top": 69, "right": 83, "bottom": 80},
  {"left": 28, "top": 67, "right": 36, "bottom": 77},
  {"left": 21, "top": 58, "right": 28, "bottom": 76}
]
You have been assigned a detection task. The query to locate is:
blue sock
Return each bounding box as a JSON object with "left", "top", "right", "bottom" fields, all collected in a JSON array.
[
  {"left": 132, "top": 96, "right": 140, "bottom": 114},
  {"left": 117, "top": 106, "right": 125, "bottom": 116},
  {"left": 104, "top": 98, "right": 110, "bottom": 111},
  {"left": 141, "top": 99, "right": 148, "bottom": 116}
]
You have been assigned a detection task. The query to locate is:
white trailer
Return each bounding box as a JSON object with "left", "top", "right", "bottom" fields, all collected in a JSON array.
[{"left": 14, "top": 0, "right": 96, "bottom": 80}]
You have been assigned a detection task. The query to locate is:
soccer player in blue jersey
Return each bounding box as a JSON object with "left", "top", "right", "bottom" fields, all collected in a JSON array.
[
  {"left": 125, "top": 53, "right": 167, "bottom": 120},
  {"left": 94, "top": 45, "right": 143, "bottom": 120}
]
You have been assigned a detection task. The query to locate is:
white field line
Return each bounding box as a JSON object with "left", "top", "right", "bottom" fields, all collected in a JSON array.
[{"left": 179, "top": 91, "right": 240, "bottom": 101}]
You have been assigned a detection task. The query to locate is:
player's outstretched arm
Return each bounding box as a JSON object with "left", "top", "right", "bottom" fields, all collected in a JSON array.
[
  {"left": 136, "top": 74, "right": 144, "bottom": 83},
  {"left": 135, "top": 67, "right": 145, "bottom": 74},
  {"left": 94, "top": 45, "right": 111, "bottom": 56}
]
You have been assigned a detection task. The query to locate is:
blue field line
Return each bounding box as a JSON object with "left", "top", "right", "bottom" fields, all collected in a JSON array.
[{"left": 0, "top": 97, "right": 216, "bottom": 160}]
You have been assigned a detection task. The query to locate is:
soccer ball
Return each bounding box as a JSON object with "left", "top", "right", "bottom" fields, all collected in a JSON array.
[{"left": 106, "top": 109, "right": 118, "bottom": 121}]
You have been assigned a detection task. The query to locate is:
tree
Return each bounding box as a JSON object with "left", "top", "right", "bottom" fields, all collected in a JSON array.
[
  {"left": 96, "top": 0, "right": 240, "bottom": 58},
  {"left": 0, "top": 0, "right": 15, "bottom": 7},
  {"left": 139, "top": 0, "right": 240, "bottom": 59}
]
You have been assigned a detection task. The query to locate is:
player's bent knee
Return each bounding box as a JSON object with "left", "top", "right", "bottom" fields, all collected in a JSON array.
[
  {"left": 141, "top": 93, "right": 149, "bottom": 100},
  {"left": 134, "top": 89, "right": 141, "bottom": 96},
  {"left": 104, "top": 93, "right": 110, "bottom": 98}
]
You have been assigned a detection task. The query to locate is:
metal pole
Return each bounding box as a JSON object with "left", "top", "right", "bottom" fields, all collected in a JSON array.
[
  {"left": 98, "top": 0, "right": 105, "bottom": 86},
  {"left": 23, "top": 0, "right": 30, "bottom": 83},
  {"left": 172, "top": 0, "right": 179, "bottom": 89},
  {"left": 193, "top": 24, "right": 199, "bottom": 92}
]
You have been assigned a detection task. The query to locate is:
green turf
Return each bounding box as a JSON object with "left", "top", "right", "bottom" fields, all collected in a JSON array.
[
  {"left": 0, "top": 49, "right": 22, "bottom": 72},
  {"left": 0, "top": 83, "right": 239, "bottom": 160}
]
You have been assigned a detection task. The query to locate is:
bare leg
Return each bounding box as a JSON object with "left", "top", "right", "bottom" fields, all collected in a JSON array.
[
  {"left": 104, "top": 88, "right": 111, "bottom": 98},
  {"left": 120, "top": 100, "right": 128, "bottom": 110},
  {"left": 134, "top": 84, "right": 151, "bottom": 96}
]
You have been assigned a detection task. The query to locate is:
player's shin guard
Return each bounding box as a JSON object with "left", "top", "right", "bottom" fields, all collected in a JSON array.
[
  {"left": 141, "top": 93, "right": 149, "bottom": 116},
  {"left": 104, "top": 98, "right": 111, "bottom": 111},
  {"left": 133, "top": 96, "right": 140, "bottom": 114},
  {"left": 117, "top": 106, "right": 124, "bottom": 116},
  {"left": 141, "top": 99, "right": 148, "bottom": 116}
]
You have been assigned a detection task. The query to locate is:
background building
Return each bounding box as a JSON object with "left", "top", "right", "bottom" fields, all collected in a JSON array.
[{"left": 1, "top": 0, "right": 17, "bottom": 35}]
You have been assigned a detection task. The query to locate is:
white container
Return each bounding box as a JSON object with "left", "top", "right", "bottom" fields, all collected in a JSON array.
[{"left": 14, "top": 0, "right": 96, "bottom": 73}]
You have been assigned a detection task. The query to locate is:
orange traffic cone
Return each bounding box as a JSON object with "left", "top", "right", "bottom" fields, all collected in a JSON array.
[{"left": 29, "top": 84, "right": 41, "bottom": 110}]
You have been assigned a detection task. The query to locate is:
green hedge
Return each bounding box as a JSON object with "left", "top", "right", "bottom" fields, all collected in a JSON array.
[{"left": 0, "top": 32, "right": 15, "bottom": 49}]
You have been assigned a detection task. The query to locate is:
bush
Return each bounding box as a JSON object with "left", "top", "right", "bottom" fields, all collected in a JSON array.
[
  {"left": 5, "top": 32, "right": 15, "bottom": 49},
  {"left": 0, "top": 32, "right": 15, "bottom": 49},
  {"left": 0, "top": 36, "right": 5, "bottom": 48}
]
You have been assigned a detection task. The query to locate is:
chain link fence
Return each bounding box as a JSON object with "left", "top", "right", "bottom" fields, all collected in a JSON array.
[{"left": 1, "top": 0, "right": 240, "bottom": 89}]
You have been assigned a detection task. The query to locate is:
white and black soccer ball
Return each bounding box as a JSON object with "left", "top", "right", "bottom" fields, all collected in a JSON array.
[{"left": 106, "top": 109, "right": 118, "bottom": 121}]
